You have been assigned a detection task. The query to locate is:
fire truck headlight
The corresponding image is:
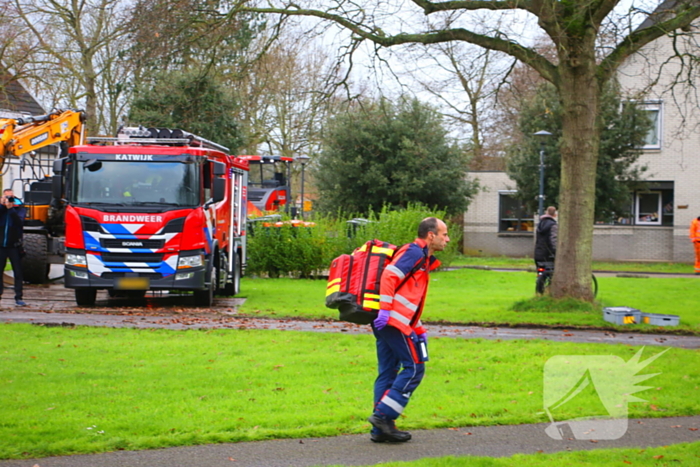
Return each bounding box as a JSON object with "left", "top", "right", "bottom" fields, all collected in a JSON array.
[
  {"left": 66, "top": 253, "right": 87, "bottom": 267},
  {"left": 178, "top": 255, "right": 203, "bottom": 269}
]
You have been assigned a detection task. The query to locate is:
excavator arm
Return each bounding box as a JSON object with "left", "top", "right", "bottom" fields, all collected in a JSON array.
[{"left": 0, "top": 109, "right": 86, "bottom": 172}]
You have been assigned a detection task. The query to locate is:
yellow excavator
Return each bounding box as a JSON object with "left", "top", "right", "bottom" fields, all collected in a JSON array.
[{"left": 0, "top": 109, "right": 86, "bottom": 282}]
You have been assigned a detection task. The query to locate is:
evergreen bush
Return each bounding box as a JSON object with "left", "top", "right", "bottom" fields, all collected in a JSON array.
[{"left": 245, "top": 204, "right": 460, "bottom": 278}]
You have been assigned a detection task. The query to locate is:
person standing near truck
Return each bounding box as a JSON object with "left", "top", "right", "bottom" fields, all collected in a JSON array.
[
  {"left": 0, "top": 189, "right": 27, "bottom": 306},
  {"left": 368, "top": 217, "right": 449, "bottom": 443},
  {"left": 689, "top": 216, "right": 700, "bottom": 274}
]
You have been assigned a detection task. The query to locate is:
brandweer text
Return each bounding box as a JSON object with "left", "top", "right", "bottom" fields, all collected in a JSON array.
[{"left": 102, "top": 215, "right": 163, "bottom": 223}]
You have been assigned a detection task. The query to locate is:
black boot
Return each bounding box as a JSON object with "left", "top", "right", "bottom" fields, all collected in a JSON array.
[{"left": 368, "top": 414, "right": 411, "bottom": 442}]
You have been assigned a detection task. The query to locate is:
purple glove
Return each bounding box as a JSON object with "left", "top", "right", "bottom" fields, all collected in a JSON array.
[
  {"left": 374, "top": 309, "right": 391, "bottom": 330},
  {"left": 417, "top": 332, "right": 427, "bottom": 345}
]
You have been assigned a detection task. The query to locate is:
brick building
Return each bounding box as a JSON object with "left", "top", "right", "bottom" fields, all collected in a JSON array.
[{"left": 463, "top": 17, "right": 699, "bottom": 263}]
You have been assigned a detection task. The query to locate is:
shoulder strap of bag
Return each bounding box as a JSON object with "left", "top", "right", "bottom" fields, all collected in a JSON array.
[{"left": 395, "top": 246, "right": 428, "bottom": 293}]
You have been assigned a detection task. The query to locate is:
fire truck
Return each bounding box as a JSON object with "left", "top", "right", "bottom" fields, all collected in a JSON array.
[
  {"left": 239, "top": 155, "right": 293, "bottom": 215},
  {"left": 1, "top": 111, "right": 249, "bottom": 306},
  {"left": 58, "top": 127, "right": 248, "bottom": 306}
]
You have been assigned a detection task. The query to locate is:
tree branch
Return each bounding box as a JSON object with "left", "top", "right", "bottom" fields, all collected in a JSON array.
[
  {"left": 237, "top": 4, "right": 559, "bottom": 83},
  {"left": 410, "top": 0, "right": 530, "bottom": 15},
  {"left": 590, "top": 0, "right": 621, "bottom": 26},
  {"left": 599, "top": 2, "right": 700, "bottom": 83}
]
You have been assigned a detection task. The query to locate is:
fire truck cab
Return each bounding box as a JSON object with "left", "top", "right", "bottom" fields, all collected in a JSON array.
[
  {"left": 54, "top": 127, "right": 248, "bottom": 306},
  {"left": 240, "top": 155, "right": 293, "bottom": 215}
]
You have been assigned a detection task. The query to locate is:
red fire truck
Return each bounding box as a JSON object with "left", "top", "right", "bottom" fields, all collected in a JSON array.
[
  {"left": 239, "top": 155, "right": 293, "bottom": 215},
  {"left": 53, "top": 127, "right": 248, "bottom": 306}
]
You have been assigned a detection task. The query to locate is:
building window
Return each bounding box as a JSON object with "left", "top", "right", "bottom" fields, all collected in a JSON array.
[
  {"left": 634, "top": 182, "right": 674, "bottom": 226},
  {"left": 635, "top": 191, "right": 661, "bottom": 225},
  {"left": 641, "top": 102, "right": 662, "bottom": 149},
  {"left": 597, "top": 182, "right": 673, "bottom": 226},
  {"left": 499, "top": 192, "right": 534, "bottom": 232}
]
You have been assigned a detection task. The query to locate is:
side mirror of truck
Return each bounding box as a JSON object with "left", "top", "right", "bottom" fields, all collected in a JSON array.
[
  {"left": 212, "top": 177, "right": 225, "bottom": 203},
  {"left": 52, "top": 158, "right": 65, "bottom": 199},
  {"left": 213, "top": 161, "right": 226, "bottom": 176},
  {"left": 204, "top": 161, "right": 226, "bottom": 208},
  {"left": 53, "top": 158, "right": 64, "bottom": 175}
]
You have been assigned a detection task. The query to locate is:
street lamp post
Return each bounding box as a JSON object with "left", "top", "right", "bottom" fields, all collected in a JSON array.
[
  {"left": 295, "top": 155, "right": 310, "bottom": 219},
  {"left": 533, "top": 130, "right": 553, "bottom": 218}
]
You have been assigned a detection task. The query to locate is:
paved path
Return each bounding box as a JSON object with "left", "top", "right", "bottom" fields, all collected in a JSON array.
[
  {"left": 1, "top": 416, "right": 698, "bottom": 467},
  {"left": 3, "top": 310, "right": 700, "bottom": 348}
]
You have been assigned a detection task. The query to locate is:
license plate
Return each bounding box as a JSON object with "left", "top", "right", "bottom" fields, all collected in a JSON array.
[{"left": 115, "top": 277, "right": 150, "bottom": 290}]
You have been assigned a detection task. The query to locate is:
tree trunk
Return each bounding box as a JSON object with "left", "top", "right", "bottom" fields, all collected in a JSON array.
[
  {"left": 550, "top": 41, "right": 600, "bottom": 301},
  {"left": 83, "top": 53, "right": 99, "bottom": 134}
]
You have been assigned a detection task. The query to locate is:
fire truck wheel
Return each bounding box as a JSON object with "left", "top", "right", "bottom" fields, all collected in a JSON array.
[
  {"left": 215, "top": 250, "right": 227, "bottom": 296},
  {"left": 21, "top": 233, "right": 50, "bottom": 284},
  {"left": 75, "top": 288, "right": 97, "bottom": 306},
  {"left": 193, "top": 275, "right": 214, "bottom": 307},
  {"left": 232, "top": 252, "right": 241, "bottom": 295},
  {"left": 220, "top": 251, "right": 240, "bottom": 296}
]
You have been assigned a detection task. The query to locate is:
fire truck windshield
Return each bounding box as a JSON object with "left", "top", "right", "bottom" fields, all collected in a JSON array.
[{"left": 72, "top": 160, "right": 199, "bottom": 208}]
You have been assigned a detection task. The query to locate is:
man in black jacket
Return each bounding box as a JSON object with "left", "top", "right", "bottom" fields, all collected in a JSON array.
[
  {"left": 535, "top": 206, "right": 558, "bottom": 264},
  {"left": 0, "top": 189, "right": 27, "bottom": 306}
]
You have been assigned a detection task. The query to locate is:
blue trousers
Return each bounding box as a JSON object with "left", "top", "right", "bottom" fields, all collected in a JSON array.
[{"left": 371, "top": 324, "right": 425, "bottom": 424}]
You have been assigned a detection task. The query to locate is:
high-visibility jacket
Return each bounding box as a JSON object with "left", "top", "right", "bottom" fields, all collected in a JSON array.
[
  {"left": 690, "top": 218, "right": 700, "bottom": 243},
  {"left": 379, "top": 238, "right": 440, "bottom": 336}
]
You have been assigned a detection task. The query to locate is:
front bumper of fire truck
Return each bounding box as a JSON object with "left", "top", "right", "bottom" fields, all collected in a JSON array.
[{"left": 63, "top": 248, "right": 210, "bottom": 291}]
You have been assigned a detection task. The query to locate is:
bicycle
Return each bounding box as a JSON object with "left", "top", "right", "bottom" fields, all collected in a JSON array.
[{"left": 535, "top": 261, "right": 598, "bottom": 297}]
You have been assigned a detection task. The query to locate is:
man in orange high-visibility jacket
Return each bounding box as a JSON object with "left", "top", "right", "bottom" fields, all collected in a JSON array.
[
  {"left": 367, "top": 217, "right": 449, "bottom": 443},
  {"left": 690, "top": 217, "right": 700, "bottom": 274}
]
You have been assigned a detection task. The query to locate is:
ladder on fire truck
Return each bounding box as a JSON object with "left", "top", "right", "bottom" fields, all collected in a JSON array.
[{"left": 87, "top": 127, "right": 229, "bottom": 153}]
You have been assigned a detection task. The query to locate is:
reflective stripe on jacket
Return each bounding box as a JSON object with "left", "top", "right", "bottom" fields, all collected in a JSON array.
[
  {"left": 690, "top": 218, "right": 700, "bottom": 243},
  {"left": 379, "top": 238, "right": 440, "bottom": 336}
]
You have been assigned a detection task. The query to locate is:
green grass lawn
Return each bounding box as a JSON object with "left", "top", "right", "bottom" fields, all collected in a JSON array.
[
  {"left": 451, "top": 255, "right": 694, "bottom": 274},
  {"left": 239, "top": 268, "right": 700, "bottom": 333},
  {"left": 1, "top": 324, "right": 698, "bottom": 459},
  {"left": 324, "top": 442, "right": 700, "bottom": 466}
]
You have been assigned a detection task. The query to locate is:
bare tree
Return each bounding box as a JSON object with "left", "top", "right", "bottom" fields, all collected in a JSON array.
[
  {"left": 235, "top": 0, "right": 700, "bottom": 301},
  {"left": 402, "top": 42, "right": 513, "bottom": 163},
  {"left": 11, "top": 0, "right": 132, "bottom": 133},
  {"left": 0, "top": 1, "right": 38, "bottom": 84},
  {"left": 385, "top": 11, "right": 517, "bottom": 165},
  {"left": 237, "top": 32, "right": 349, "bottom": 158}
]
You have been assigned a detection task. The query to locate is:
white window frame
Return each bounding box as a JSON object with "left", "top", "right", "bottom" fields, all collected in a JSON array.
[
  {"left": 641, "top": 101, "right": 662, "bottom": 150},
  {"left": 635, "top": 191, "right": 662, "bottom": 225}
]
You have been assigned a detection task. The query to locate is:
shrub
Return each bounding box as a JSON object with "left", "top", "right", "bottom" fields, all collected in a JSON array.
[
  {"left": 245, "top": 204, "right": 460, "bottom": 278},
  {"left": 349, "top": 204, "right": 461, "bottom": 266}
]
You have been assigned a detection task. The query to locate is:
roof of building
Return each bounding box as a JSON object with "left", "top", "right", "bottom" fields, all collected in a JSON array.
[
  {"left": 637, "top": 0, "right": 683, "bottom": 31},
  {"left": 0, "top": 73, "right": 45, "bottom": 117}
]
